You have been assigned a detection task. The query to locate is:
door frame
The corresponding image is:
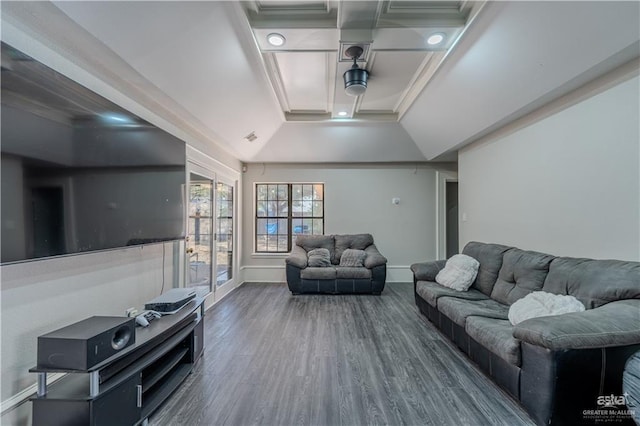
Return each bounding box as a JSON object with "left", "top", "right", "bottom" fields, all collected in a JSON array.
[
  {"left": 186, "top": 162, "right": 216, "bottom": 298},
  {"left": 212, "top": 172, "right": 238, "bottom": 302},
  {"left": 436, "top": 170, "right": 458, "bottom": 260},
  {"left": 185, "top": 146, "right": 241, "bottom": 310}
]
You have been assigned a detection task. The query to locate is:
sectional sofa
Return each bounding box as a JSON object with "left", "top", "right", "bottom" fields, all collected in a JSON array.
[{"left": 411, "top": 242, "right": 640, "bottom": 425}]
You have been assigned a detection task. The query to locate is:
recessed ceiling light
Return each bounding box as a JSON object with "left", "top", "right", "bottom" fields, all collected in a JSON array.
[
  {"left": 426, "top": 33, "right": 445, "bottom": 46},
  {"left": 337, "top": 111, "right": 348, "bottom": 117},
  {"left": 267, "top": 33, "right": 286, "bottom": 47}
]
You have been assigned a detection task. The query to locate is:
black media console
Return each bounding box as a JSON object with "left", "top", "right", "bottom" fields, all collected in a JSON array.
[{"left": 30, "top": 297, "right": 205, "bottom": 426}]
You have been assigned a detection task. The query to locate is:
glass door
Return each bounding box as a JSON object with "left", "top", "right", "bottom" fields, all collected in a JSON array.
[
  {"left": 187, "top": 173, "right": 214, "bottom": 292},
  {"left": 215, "top": 181, "right": 234, "bottom": 287}
]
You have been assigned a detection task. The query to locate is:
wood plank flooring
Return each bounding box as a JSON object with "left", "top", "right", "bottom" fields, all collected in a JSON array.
[{"left": 150, "top": 283, "right": 534, "bottom": 426}]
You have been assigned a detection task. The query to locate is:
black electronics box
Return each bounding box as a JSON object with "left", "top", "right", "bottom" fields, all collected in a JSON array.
[
  {"left": 37, "top": 316, "right": 135, "bottom": 370},
  {"left": 144, "top": 288, "right": 196, "bottom": 313}
]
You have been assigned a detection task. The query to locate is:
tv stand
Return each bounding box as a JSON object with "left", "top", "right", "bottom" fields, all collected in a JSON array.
[{"left": 30, "top": 297, "right": 206, "bottom": 426}]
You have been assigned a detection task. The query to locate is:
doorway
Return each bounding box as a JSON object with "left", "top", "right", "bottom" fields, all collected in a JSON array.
[
  {"left": 185, "top": 166, "right": 237, "bottom": 302},
  {"left": 445, "top": 181, "right": 459, "bottom": 258}
]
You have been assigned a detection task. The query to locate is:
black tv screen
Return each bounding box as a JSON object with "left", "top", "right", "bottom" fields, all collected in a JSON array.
[{"left": 1, "top": 42, "right": 186, "bottom": 263}]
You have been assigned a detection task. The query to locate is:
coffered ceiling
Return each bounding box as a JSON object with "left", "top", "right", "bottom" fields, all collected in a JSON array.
[
  {"left": 245, "top": 1, "right": 477, "bottom": 121},
  {"left": 1, "top": 1, "right": 639, "bottom": 164}
]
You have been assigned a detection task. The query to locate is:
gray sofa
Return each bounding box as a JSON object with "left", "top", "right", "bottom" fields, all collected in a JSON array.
[
  {"left": 285, "top": 234, "right": 387, "bottom": 294},
  {"left": 412, "top": 241, "right": 640, "bottom": 426},
  {"left": 623, "top": 351, "right": 640, "bottom": 424}
]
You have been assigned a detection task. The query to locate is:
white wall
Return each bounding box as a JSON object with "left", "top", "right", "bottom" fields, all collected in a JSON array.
[
  {"left": 459, "top": 73, "right": 640, "bottom": 261},
  {"left": 241, "top": 163, "right": 456, "bottom": 283}
]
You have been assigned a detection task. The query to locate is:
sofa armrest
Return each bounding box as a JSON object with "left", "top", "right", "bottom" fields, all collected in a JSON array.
[
  {"left": 513, "top": 299, "right": 640, "bottom": 350},
  {"left": 285, "top": 245, "right": 308, "bottom": 269},
  {"left": 410, "top": 260, "right": 446, "bottom": 281},
  {"left": 364, "top": 244, "right": 387, "bottom": 269}
]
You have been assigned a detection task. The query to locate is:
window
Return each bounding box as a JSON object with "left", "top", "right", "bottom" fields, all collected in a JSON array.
[{"left": 255, "top": 183, "right": 324, "bottom": 253}]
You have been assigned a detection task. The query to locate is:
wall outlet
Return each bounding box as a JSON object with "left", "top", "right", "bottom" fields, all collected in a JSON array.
[{"left": 126, "top": 307, "right": 138, "bottom": 317}]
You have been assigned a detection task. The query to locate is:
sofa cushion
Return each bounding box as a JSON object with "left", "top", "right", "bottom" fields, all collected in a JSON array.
[
  {"left": 300, "top": 267, "right": 337, "bottom": 280},
  {"left": 336, "top": 267, "right": 372, "bottom": 279},
  {"left": 513, "top": 299, "right": 640, "bottom": 350},
  {"left": 508, "top": 291, "right": 585, "bottom": 325},
  {"left": 416, "top": 281, "right": 489, "bottom": 307},
  {"left": 333, "top": 234, "right": 374, "bottom": 264},
  {"left": 436, "top": 254, "right": 480, "bottom": 291},
  {"left": 462, "top": 242, "right": 513, "bottom": 296},
  {"left": 490, "top": 249, "right": 555, "bottom": 305},
  {"left": 307, "top": 248, "right": 331, "bottom": 267},
  {"left": 466, "top": 317, "right": 521, "bottom": 366},
  {"left": 542, "top": 257, "right": 640, "bottom": 309},
  {"left": 340, "top": 249, "right": 367, "bottom": 267},
  {"left": 438, "top": 297, "right": 510, "bottom": 327},
  {"left": 295, "top": 235, "right": 334, "bottom": 254}
]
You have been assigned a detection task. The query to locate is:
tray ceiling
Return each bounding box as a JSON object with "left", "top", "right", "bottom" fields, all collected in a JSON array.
[{"left": 246, "top": 1, "right": 474, "bottom": 121}]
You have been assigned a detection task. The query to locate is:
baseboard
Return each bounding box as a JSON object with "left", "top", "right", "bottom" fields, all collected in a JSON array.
[
  {"left": 386, "top": 265, "right": 413, "bottom": 282},
  {"left": 240, "top": 265, "right": 286, "bottom": 283},
  {"left": 1, "top": 372, "right": 65, "bottom": 415},
  {"left": 239, "top": 265, "right": 412, "bottom": 283}
]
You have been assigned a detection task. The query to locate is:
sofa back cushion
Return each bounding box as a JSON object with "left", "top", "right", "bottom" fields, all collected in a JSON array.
[
  {"left": 491, "top": 249, "right": 555, "bottom": 305},
  {"left": 333, "top": 234, "right": 374, "bottom": 265},
  {"left": 542, "top": 257, "right": 640, "bottom": 309},
  {"left": 308, "top": 248, "right": 331, "bottom": 267},
  {"left": 295, "top": 235, "right": 334, "bottom": 255},
  {"left": 462, "top": 242, "right": 513, "bottom": 296},
  {"left": 339, "top": 249, "right": 367, "bottom": 267}
]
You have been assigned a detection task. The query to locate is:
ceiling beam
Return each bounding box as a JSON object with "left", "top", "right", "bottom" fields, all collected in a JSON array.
[{"left": 244, "top": 1, "right": 337, "bottom": 29}]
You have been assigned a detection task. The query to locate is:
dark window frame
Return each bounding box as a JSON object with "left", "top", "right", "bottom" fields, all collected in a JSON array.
[{"left": 255, "top": 183, "right": 324, "bottom": 253}]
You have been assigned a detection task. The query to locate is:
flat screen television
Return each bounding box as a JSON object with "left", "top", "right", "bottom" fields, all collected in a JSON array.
[{"left": 1, "top": 42, "right": 186, "bottom": 264}]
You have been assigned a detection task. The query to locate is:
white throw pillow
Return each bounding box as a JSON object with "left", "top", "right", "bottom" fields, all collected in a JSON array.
[
  {"left": 435, "top": 254, "right": 480, "bottom": 292},
  {"left": 508, "top": 291, "right": 585, "bottom": 325}
]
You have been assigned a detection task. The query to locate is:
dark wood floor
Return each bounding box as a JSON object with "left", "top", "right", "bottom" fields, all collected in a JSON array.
[{"left": 150, "top": 283, "right": 534, "bottom": 426}]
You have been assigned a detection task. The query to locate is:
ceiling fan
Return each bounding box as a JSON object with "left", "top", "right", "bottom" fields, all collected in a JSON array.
[{"left": 343, "top": 45, "right": 369, "bottom": 97}]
